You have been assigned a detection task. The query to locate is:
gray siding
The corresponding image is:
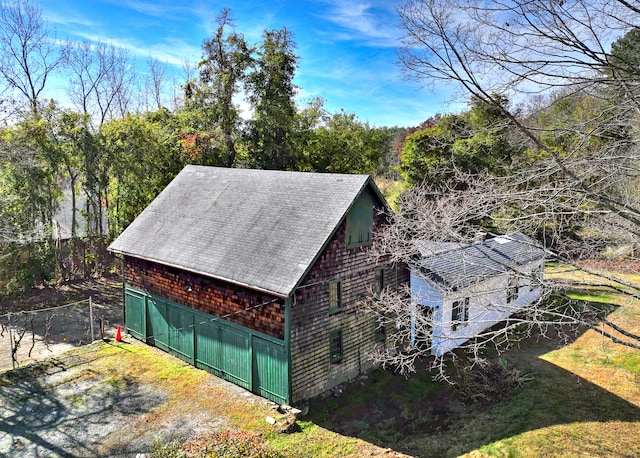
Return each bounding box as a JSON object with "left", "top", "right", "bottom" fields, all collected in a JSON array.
[{"left": 289, "top": 192, "right": 408, "bottom": 401}]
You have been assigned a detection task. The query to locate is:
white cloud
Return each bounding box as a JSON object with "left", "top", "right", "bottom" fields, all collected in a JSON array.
[
  {"left": 105, "top": 0, "right": 202, "bottom": 20},
  {"left": 320, "top": 0, "right": 401, "bottom": 47},
  {"left": 61, "top": 28, "right": 200, "bottom": 68},
  {"left": 42, "top": 9, "right": 96, "bottom": 28}
]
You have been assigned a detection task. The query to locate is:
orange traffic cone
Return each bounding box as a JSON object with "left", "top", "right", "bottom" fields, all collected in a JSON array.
[{"left": 115, "top": 326, "right": 122, "bottom": 342}]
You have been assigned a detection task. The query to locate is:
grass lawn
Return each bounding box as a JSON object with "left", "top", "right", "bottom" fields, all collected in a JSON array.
[
  {"left": 303, "top": 267, "right": 640, "bottom": 457},
  {"left": 3, "top": 267, "right": 639, "bottom": 457}
]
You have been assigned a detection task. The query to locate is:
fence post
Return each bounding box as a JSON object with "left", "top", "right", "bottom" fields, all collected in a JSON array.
[
  {"left": 89, "top": 297, "right": 95, "bottom": 343},
  {"left": 7, "top": 313, "right": 15, "bottom": 370}
]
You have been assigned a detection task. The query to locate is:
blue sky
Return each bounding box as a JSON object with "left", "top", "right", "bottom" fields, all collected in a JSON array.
[{"left": 42, "top": 0, "right": 460, "bottom": 127}]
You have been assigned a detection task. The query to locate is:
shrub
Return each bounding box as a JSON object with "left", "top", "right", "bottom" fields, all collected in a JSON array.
[{"left": 452, "top": 358, "right": 533, "bottom": 404}]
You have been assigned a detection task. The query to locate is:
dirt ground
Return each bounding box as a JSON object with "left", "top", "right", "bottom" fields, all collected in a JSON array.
[
  {"left": 0, "top": 340, "right": 266, "bottom": 458},
  {"left": 0, "top": 276, "right": 124, "bottom": 371},
  {"left": 0, "top": 276, "right": 278, "bottom": 458},
  {"left": 1, "top": 350, "right": 164, "bottom": 457}
]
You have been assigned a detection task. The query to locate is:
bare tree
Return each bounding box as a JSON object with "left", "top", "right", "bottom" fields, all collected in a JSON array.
[
  {"left": 368, "top": 170, "right": 640, "bottom": 378},
  {"left": 67, "top": 40, "right": 95, "bottom": 117},
  {"left": 67, "top": 40, "right": 135, "bottom": 124},
  {"left": 108, "top": 52, "right": 136, "bottom": 119},
  {"left": 395, "top": 0, "right": 640, "bottom": 253},
  {"left": 0, "top": 0, "right": 68, "bottom": 115},
  {"left": 144, "top": 57, "right": 169, "bottom": 110},
  {"left": 368, "top": 0, "right": 640, "bottom": 375}
]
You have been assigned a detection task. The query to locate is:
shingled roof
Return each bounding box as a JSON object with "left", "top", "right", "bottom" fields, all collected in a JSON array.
[
  {"left": 413, "top": 233, "right": 546, "bottom": 291},
  {"left": 108, "top": 165, "right": 383, "bottom": 297}
]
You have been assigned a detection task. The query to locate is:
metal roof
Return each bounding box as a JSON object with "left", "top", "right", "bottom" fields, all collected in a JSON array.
[
  {"left": 413, "top": 232, "right": 546, "bottom": 291},
  {"left": 484, "top": 232, "right": 546, "bottom": 266},
  {"left": 108, "top": 165, "right": 380, "bottom": 297}
]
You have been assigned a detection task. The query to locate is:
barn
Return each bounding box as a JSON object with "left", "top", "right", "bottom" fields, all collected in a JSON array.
[{"left": 108, "top": 165, "right": 408, "bottom": 403}]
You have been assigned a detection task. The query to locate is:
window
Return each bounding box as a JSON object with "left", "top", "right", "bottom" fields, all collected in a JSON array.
[
  {"left": 346, "top": 192, "right": 373, "bottom": 249},
  {"left": 374, "top": 267, "right": 385, "bottom": 294},
  {"left": 531, "top": 263, "right": 544, "bottom": 289},
  {"left": 414, "top": 306, "right": 434, "bottom": 348},
  {"left": 374, "top": 317, "right": 386, "bottom": 342},
  {"left": 451, "top": 297, "right": 469, "bottom": 331},
  {"left": 507, "top": 277, "right": 519, "bottom": 304},
  {"left": 329, "top": 280, "right": 342, "bottom": 313},
  {"left": 329, "top": 329, "right": 343, "bottom": 363}
]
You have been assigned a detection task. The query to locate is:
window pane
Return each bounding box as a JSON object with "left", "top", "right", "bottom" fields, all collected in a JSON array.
[
  {"left": 329, "top": 280, "right": 342, "bottom": 311},
  {"left": 507, "top": 278, "right": 519, "bottom": 303},
  {"left": 452, "top": 301, "right": 460, "bottom": 331},
  {"left": 330, "top": 329, "right": 343, "bottom": 363},
  {"left": 374, "top": 319, "right": 386, "bottom": 342},
  {"left": 463, "top": 297, "right": 469, "bottom": 322},
  {"left": 374, "top": 267, "right": 384, "bottom": 294}
]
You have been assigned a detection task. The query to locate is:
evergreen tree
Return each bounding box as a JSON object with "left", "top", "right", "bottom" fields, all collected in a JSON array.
[{"left": 244, "top": 28, "right": 298, "bottom": 170}]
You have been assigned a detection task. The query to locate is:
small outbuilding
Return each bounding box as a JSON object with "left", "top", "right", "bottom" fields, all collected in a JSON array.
[
  {"left": 410, "top": 233, "right": 546, "bottom": 356},
  {"left": 108, "top": 165, "right": 408, "bottom": 403}
]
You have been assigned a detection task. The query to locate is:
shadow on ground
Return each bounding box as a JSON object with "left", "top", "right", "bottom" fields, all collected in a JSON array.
[
  {"left": 306, "top": 326, "right": 640, "bottom": 457},
  {"left": 0, "top": 348, "right": 166, "bottom": 458}
]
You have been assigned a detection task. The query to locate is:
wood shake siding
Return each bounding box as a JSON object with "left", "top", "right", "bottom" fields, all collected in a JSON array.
[
  {"left": 124, "top": 257, "right": 285, "bottom": 340},
  {"left": 290, "top": 200, "right": 409, "bottom": 401}
]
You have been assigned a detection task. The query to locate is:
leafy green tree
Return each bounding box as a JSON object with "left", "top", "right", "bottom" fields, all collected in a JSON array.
[
  {"left": 608, "top": 27, "right": 640, "bottom": 85},
  {"left": 453, "top": 96, "right": 522, "bottom": 172},
  {"left": 193, "top": 8, "right": 253, "bottom": 167},
  {"left": 307, "top": 110, "right": 393, "bottom": 175},
  {"left": 0, "top": 123, "right": 58, "bottom": 237},
  {"left": 173, "top": 105, "right": 237, "bottom": 167},
  {"left": 400, "top": 97, "right": 521, "bottom": 186},
  {"left": 27, "top": 103, "right": 99, "bottom": 238},
  {"left": 102, "top": 110, "right": 181, "bottom": 236},
  {"left": 244, "top": 27, "right": 298, "bottom": 170},
  {"left": 0, "top": 117, "right": 63, "bottom": 293},
  {"left": 288, "top": 96, "right": 325, "bottom": 171},
  {"left": 535, "top": 89, "right": 630, "bottom": 160},
  {"left": 81, "top": 128, "right": 108, "bottom": 236},
  {"left": 400, "top": 113, "right": 470, "bottom": 186}
]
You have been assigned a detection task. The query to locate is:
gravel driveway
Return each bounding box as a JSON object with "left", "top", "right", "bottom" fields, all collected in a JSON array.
[
  {"left": 0, "top": 349, "right": 167, "bottom": 457},
  {"left": 0, "top": 278, "right": 278, "bottom": 458},
  {"left": 0, "top": 339, "right": 263, "bottom": 458}
]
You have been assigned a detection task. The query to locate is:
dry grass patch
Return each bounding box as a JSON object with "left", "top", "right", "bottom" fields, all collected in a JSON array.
[
  {"left": 94, "top": 342, "right": 265, "bottom": 425},
  {"left": 463, "top": 266, "right": 640, "bottom": 457},
  {"left": 471, "top": 421, "right": 639, "bottom": 458},
  {"left": 89, "top": 340, "right": 391, "bottom": 457}
]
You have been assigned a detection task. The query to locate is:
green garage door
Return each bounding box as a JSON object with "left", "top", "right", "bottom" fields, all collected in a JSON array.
[
  {"left": 124, "top": 286, "right": 289, "bottom": 404},
  {"left": 194, "top": 316, "right": 251, "bottom": 390},
  {"left": 147, "top": 296, "right": 169, "bottom": 351},
  {"left": 124, "top": 288, "right": 146, "bottom": 339},
  {"left": 167, "top": 302, "right": 194, "bottom": 364},
  {"left": 194, "top": 318, "right": 221, "bottom": 374},
  {"left": 252, "top": 336, "right": 288, "bottom": 403}
]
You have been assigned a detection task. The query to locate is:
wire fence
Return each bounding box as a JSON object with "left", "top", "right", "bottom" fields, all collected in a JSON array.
[{"left": 0, "top": 298, "right": 121, "bottom": 371}]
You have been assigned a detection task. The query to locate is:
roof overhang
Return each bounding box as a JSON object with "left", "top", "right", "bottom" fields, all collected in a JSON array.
[{"left": 109, "top": 248, "right": 289, "bottom": 299}]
